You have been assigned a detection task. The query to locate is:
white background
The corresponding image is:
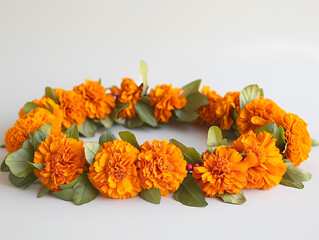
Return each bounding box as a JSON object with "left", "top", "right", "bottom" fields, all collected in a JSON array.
[{"left": 0, "top": 1, "right": 319, "bottom": 239}]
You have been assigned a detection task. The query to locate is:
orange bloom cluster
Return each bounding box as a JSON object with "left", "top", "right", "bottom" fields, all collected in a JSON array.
[
  {"left": 236, "top": 98, "right": 286, "bottom": 134},
  {"left": 54, "top": 88, "right": 87, "bottom": 129},
  {"left": 110, "top": 78, "right": 142, "bottom": 119},
  {"left": 193, "top": 131, "right": 287, "bottom": 196},
  {"left": 88, "top": 139, "right": 141, "bottom": 199},
  {"left": 193, "top": 146, "right": 248, "bottom": 197},
  {"left": 149, "top": 84, "right": 187, "bottom": 123},
  {"left": 5, "top": 107, "right": 62, "bottom": 153},
  {"left": 198, "top": 87, "right": 240, "bottom": 130},
  {"left": 232, "top": 131, "right": 286, "bottom": 189},
  {"left": 34, "top": 132, "right": 87, "bottom": 191},
  {"left": 137, "top": 140, "right": 187, "bottom": 196},
  {"left": 280, "top": 113, "right": 312, "bottom": 166},
  {"left": 74, "top": 79, "right": 115, "bottom": 120}
]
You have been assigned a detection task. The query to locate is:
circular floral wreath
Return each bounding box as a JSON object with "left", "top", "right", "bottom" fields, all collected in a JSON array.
[{"left": 1, "top": 61, "right": 317, "bottom": 206}]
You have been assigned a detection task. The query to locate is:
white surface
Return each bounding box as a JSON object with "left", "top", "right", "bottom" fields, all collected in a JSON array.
[{"left": 1, "top": 1, "right": 319, "bottom": 240}]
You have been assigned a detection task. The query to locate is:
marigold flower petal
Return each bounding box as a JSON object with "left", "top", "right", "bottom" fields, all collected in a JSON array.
[
  {"left": 73, "top": 79, "right": 115, "bottom": 120},
  {"left": 232, "top": 131, "right": 286, "bottom": 190},
  {"left": 280, "top": 113, "right": 312, "bottom": 166},
  {"left": 33, "top": 132, "right": 87, "bottom": 191},
  {"left": 137, "top": 140, "right": 187, "bottom": 196},
  {"left": 236, "top": 98, "right": 286, "bottom": 134},
  {"left": 149, "top": 84, "right": 187, "bottom": 123},
  {"left": 54, "top": 88, "right": 86, "bottom": 129},
  {"left": 110, "top": 78, "right": 142, "bottom": 119},
  {"left": 88, "top": 139, "right": 141, "bottom": 199},
  {"left": 192, "top": 146, "right": 248, "bottom": 197}
]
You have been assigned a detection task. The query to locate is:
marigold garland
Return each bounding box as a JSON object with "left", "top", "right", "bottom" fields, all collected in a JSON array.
[{"left": 1, "top": 61, "right": 316, "bottom": 207}]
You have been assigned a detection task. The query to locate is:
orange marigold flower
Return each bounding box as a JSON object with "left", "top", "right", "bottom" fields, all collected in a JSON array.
[
  {"left": 34, "top": 132, "right": 87, "bottom": 191},
  {"left": 149, "top": 84, "right": 187, "bottom": 123},
  {"left": 198, "top": 86, "right": 223, "bottom": 126},
  {"left": 137, "top": 140, "right": 187, "bottom": 196},
  {"left": 280, "top": 113, "right": 312, "bottom": 166},
  {"left": 215, "top": 91, "right": 240, "bottom": 130},
  {"left": 54, "top": 88, "right": 86, "bottom": 129},
  {"left": 232, "top": 131, "right": 286, "bottom": 190},
  {"left": 5, "top": 108, "right": 62, "bottom": 153},
  {"left": 73, "top": 79, "right": 115, "bottom": 120},
  {"left": 19, "top": 97, "right": 64, "bottom": 133},
  {"left": 110, "top": 78, "right": 142, "bottom": 119},
  {"left": 88, "top": 139, "right": 141, "bottom": 199},
  {"left": 192, "top": 146, "right": 248, "bottom": 197},
  {"left": 236, "top": 98, "right": 286, "bottom": 134}
]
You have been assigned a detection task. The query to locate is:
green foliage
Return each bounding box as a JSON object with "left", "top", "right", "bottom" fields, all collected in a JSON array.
[
  {"left": 182, "top": 79, "right": 201, "bottom": 97},
  {"left": 78, "top": 118, "right": 99, "bottom": 138},
  {"left": 1, "top": 157, "right": 10, "bottom": 172},
  {"left": 174, "top": 109, "right": 199, "bottom": 122},
  {"left": 31, "top": 131, "right": 49, "bottom": 151},
  {"left": 9, "top": 172, "right": 37, "bottom": 189},
  {"left": 135, "top": 101, "right": 158, "bottom": 127},
  {"left": 169, "top": 139, "right": 201, "bottom": 164},
  {"left": 100, "top": 115, "right": 113, "bottom": 129},
  {"left": 239, "top": 84, "right": 261, "bottom": 110},
  {"left": 53, "top": 174, "right": 99, "bottom": 205},
  {"left": 84, "top": 142, "right": 100, "bottom": 165},
  {"left": 37, "top": 186, "right": 49, "bottom": 198},
  {"left": 139, "top": 60, "right": 149, "bottom": 96},
  {"left": 45, "top": 87, "right": 59, "bottom": 104},
  {"left": 280, "top": 159, "right": 311, "bottom": 189},
  {"left": 312, "top": 139, "right": 319, "bottom": 146},
  {"left": 65, "top": 124, "right": 80, "bottom": 140},
  {"left": 183, "top": 92, "right": 209, "bottom": 113},
  {"left": 99, "top": 131, "right": 116, "bottom": 145},
  {"left": 119, "top": 131, "right": 140, "bottom": 150},
  {"left": 207, "top": 126, "right": 228, "bottom": 153},
  {"left": 174, "top": 173, "right": 208, "bottom": 207},
  {"left": 216, "top": 191, "right": 247, "bottom": 205},
  {"left": 5, "top": 148, "right": 34, "bottom": 177},
  {"left": 139, "top": 188, "right": 161, "bottom": 205},
  {"left": 126, "top": 116, "right": 144, "bottom": 128},
  {"left": 23, "top": 102, "right": 38, "bottom": 114},
  {"left": 256, "top": 122, "right": 286, "bottom": 150},
  {"left": 38, "top": 123, "right": 52, "bottom": 135}
]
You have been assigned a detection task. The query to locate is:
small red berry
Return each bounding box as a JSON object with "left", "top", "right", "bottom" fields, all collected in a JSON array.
[
  {"left": 193, "top": 163, "right": 200, "bottom": 168},
  {"left": 186, "top": 164, "right": 193, "bottom": 171}
]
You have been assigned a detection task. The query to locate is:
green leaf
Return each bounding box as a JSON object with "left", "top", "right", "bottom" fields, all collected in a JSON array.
[
  {"left": 116, "top": 102, "right": 130, "bottom": 113},
  {"left": 53, "top": 174, "right": 99, "bottom": 205},
  {"left": 169, "top": 139, "right": 202, "bottom": 164},
  {"left": 239, "top": 84, "right": 260, "bottom": 110},
  {"left": 65, "top": 124, "right": 80, "bottom": 140},
  {"left": 174, "top": 109, "right": 199, "bottom": 122},
  {"left": 312, "top": 139, "right": 319, "bottom": 146},
  {"left": 280, "top": 159, "right": 311, "bottom": 189},
  {"left": 28, "top": 162, "right": 44, "bottom": 171},
  {"left": 256, "top": 122, "right": 286, "bottom": 150},
  {"left": 37, "top": 185, "right": 49, "bottom": 198},
  {"left": 78, "top": 118, "right": 99, "bottom": 138},
  {"left": 216, "top": 191, "right": 247, "bottom": 205},
  {"left": 53, "top": 188, "right": 74, "bottom": 201},
  {"left": 207, "top": 126, "right": 228, "bottom": 153},
  {"left": 84, "top": 142, "right": 100, "bottom": 164},
  {"left": 139, "top": 60, "right": 148, "bottom": 96},
  {"left": 126, "top": 116, "right": 144, "bottom": 129},
  {"left": 99, "top": 131, "right": 116, "bottom": 146},
  {"left": 139, "top": 188, "right": 161, "bottom": 204},
  {"left": 183, "top": 92, "right": 209, "bottom": 112},
  {"left": 135, "top": 101, "right": 158, "bottom": 127},
  {"left": 32, "top": 131, "right": 49, "bottom": 151},
  {"left": 60, "top": 175, "right": 80, "bottom": 190},
  {"left": 174, "top": 173, "right": 208, "bottom": 207},
  {"left": 45, "top": 87, "right": 59, "bottom": 104},
  {"left": 9, "top": 172, "right": 37, "bottom": 188},
  {"left": 23, "top": 102, "right": 38, "bottom": 114},
  {"left": 119, "top": 131, "right": 140, "bottom": 150},
  {"left": 1, "top": 157, "right": 10, "bottom": 172},
  {"left": 100, "top": 115, "right": 114, "bottom": 129},
  {"left": 182, "top": 79, "right": 201, "bottom": 97},
  {"left": 5, "top": 148, "right": 34, "bottom": 177},
  {"left": 38, "top": 123, "right": 52, "bottom": 135},
  {"left": 22, "top": 139, "right": 33, "bottom": 150}
]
